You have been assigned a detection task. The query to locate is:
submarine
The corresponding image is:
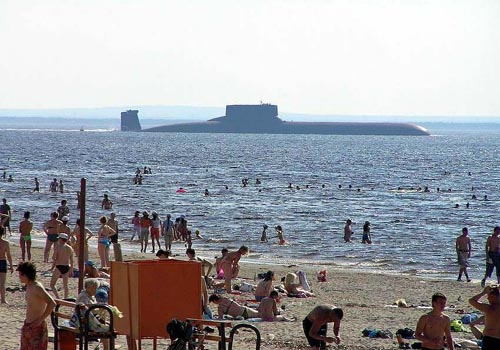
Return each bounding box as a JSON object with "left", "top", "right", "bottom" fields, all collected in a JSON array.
[{"left": 121, "top": 105, "right": 430, "bottom": 136}]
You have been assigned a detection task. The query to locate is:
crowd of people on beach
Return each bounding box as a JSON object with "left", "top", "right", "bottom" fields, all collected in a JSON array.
[{"left": 2, "top": 168, "right": 500, "bottom": 350}]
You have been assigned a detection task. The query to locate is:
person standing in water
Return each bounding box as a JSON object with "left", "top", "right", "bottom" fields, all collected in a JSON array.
[
  {"left": 456, "top": 227, "right": 472, "bottom": 282},
  {"left": 343, "top": 219, "right": 353, "bottom": 242},
  {"left": 362, "top": 221, "right": 372, "bottom": 244}
]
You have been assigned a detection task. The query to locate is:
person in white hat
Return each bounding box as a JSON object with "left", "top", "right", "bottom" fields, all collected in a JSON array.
[{"left": 49, "top": 233, "right": 74, "bottom": 299}]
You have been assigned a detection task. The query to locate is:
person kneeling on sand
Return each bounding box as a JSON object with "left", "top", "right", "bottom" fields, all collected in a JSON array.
[
  {"left": 469, "top": 285, "right": 500, "bottom": 350},
  {"left": 209, "top": 294, "right": 258, "bottom": 320},
  {"left": 303, "top": 305, "right": 343, "bottom": 349},
  {"left": 415, "top": 293, "right": 454, "bottom": 350},
  {"left": 257, "top": 291, "right": 294, "bottom": 322}
]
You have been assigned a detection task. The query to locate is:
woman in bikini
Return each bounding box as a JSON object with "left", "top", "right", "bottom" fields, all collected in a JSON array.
[
  {"left": 97, "top": 216, "right": 115, "bottom": 268},
  {"left": 19, "top": 211, "right": 33, "bottom": 261}
]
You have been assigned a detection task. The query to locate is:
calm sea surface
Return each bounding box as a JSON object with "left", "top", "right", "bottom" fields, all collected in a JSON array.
[{"left": 1, "top": 126, "right": 499, "bottom": 280}]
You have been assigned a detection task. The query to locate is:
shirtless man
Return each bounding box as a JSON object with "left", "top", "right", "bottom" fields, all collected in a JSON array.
[
  {"left": 43, "top": 212, "right": 62, "bottom": 262},
  {"left": 18, "top": 261, "right": 56, "bottom": 350},
  {"left": 303, "top": 304, "right": 343, "bottom": 349},
  {"left": 258, "top": 291, "right": 294, "bottom": 321},
  {"left": 456, "top": 227, "right": 472, "bottom": 282},
  {"left": 415, "top": 293, "right": 454, "bottom": 350},
  {"left": 343, "top": 219, "right": 353, "bottom": 242},
  {"left": 469, "top": 286, "right": 500, "bottom": 349},
  {"left": 486, "top": 226, "right": 500, "bottom": 283},
  {"left": 49, "top": 233, "right": 74, "bottom": 299},
  {"left": 221, "top": 245, "right": 248, "bottom": 293},
  {"left": 0, "top": 220, "right": 14, "bottom": 303},
  {"left": 19, "top": 211, "right": 33, "bottom": 261},
  {"left": 102, "top": 194, "right": 113, "bottom": 210},
  {"left": 209, "top": 294, "right": 259, "bottom": 319}
]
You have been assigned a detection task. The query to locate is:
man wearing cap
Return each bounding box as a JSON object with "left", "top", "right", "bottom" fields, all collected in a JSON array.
[{"left": 49, "top": 233, "right": 74, "bottom": 299}]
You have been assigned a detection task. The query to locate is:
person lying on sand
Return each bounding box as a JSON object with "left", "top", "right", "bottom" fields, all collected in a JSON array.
[{"left": 209, "top": 294, "right": 258, "bottom": 320}]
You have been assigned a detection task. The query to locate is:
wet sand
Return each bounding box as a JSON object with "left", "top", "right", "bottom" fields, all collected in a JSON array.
[{"left": 0, "top": 239, "right": 487, "bottom": 350}]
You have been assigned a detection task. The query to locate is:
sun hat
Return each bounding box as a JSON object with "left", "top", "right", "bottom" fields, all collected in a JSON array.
[{"left": 61, "top": 216, "right": 69, "bottom": 222}]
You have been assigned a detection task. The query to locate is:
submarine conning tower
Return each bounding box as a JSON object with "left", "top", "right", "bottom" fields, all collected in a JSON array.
[
  {"left": 225, "top": 104, "right": 281, "bottom": 124},
  {"left": 121, "top": 110, "right": 142, "bottom": 131}
]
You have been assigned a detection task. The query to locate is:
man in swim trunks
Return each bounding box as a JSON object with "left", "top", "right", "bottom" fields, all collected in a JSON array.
[
  {"left": 43, "top": 212, "right": 62, "bottom": 262},
  {"left": 303, "top": 304, "right": 343, "bottom": 349},
  {"left": 456, "top": 227, "right": 472, "bottom": 282},
  {"left": 486, "top": 226, "right": 500, "bottom": 283},
  {"left": 221, "top": 245, "right": 248, "bottom": 293},
  {"left": 209, "top": 294, "right": 259, "bottom": 319},
  {"left": 49, "top": 233, "right": 74, "bottom": 299},
  {"left": 469, "top": 286, "right": 500, "bottom": 350},
  {"left": 0, "top": 220, "right": 14, "bottom": 303},
  {"left": 18, "top": 261, "right": 56, "bottom": 350},
  {"left": 415, "top": 293, "right": 454, "bottom": 350},
  {"left": 19, "top": 211, "right": 33, "bottom": 261}
]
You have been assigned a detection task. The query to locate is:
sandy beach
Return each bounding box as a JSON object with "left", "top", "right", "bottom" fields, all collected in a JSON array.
[{"left": 0, "top": 239, "right": 487, "bottom": 350}]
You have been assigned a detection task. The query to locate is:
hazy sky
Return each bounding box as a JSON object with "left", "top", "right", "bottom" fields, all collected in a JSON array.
[{"left": 1, "top": 0, "right": 499, "bottom": 117}]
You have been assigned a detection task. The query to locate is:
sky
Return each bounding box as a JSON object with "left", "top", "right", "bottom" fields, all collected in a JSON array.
[{"left": 1, "top": 0, "right": 499, "bottom": 118}]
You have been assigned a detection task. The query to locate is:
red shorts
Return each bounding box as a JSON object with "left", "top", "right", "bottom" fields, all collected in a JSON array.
[{"left": 151, "top": 228, "right": 160, "bottom": 239}]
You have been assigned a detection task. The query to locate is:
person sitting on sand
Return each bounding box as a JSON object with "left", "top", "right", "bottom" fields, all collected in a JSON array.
[
  {"left": 303, "top": 304, "right": 343, "bottom": 349},
  {"left": 275, "top": 225, "right": 286, "bottom": 245},
  {"left": 255, "top": 270, "right": 275, "bottom": 301},
  {"left": 221, "top": 246, "right": 248, "bottom": 293},
  {"left": 285, "top": 272, "right": 315, "bottom": 297},
  {"left": 84, "top": 261, "right": 110, "bottom": 279},
  {"left": 156, "top": 249, "right": 172, "bottom": 259},
  {"left": 209, "top": 294, "right": 259, "bottom": 320},
  {"left": 415, "top": 292, "right": 454, "bottom": 350},
  {"left": 469, "top": 285, "right": 500, "bottom": 350},
  {"left": 258, "top": 291, "right": 294, "bottom": 322}
]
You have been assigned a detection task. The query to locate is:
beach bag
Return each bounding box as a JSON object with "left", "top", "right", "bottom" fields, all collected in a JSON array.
[
  {"left": 396, "top": 328, "right": 414, "bottom": 339},
  {"left": 166, "top": 319, "right": 193, "bottom": 341}
]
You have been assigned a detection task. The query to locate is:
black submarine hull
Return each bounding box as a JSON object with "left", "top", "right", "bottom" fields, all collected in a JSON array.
[{"left": 126, "top": 104, "right": 430, "bottom": 136}]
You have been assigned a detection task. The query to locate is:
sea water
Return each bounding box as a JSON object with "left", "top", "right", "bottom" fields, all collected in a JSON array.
[{"left": 1, "top": 126, "right": 499, "bottom": 280}]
